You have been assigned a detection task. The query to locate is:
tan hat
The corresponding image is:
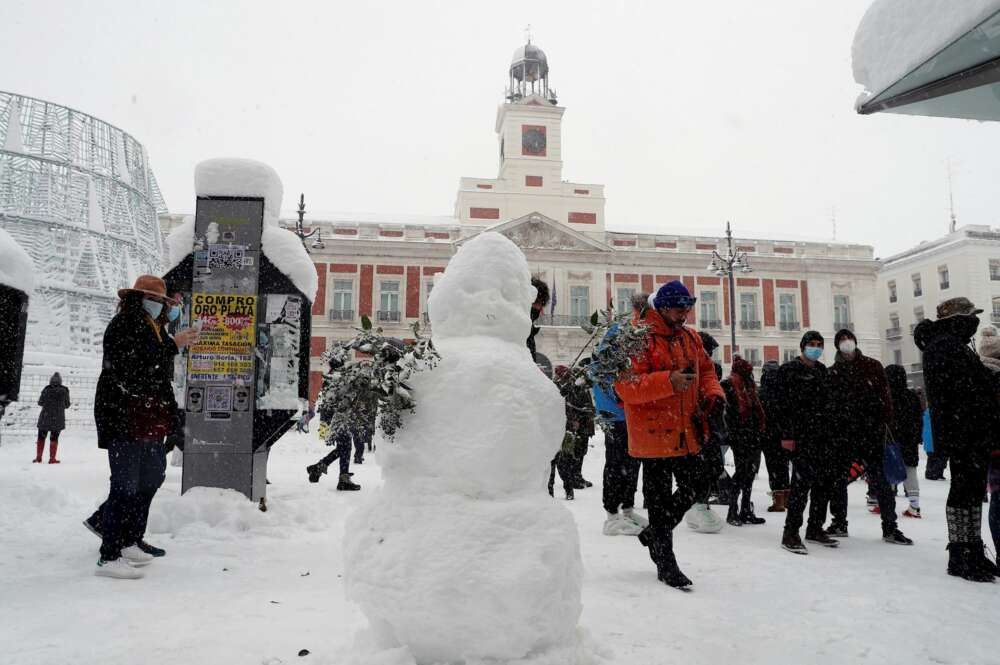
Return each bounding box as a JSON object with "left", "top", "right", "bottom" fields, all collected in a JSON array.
[
  {"left": 936, "top": 297, "right": 983, "bottom": 320},
  {"left": 117, "top": 275, "right": 178, "bottom": 305}
]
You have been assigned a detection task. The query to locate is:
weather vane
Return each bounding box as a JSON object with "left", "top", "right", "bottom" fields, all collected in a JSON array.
[{"left": 525, "top": 24, "right": 532, "bottom": 44}]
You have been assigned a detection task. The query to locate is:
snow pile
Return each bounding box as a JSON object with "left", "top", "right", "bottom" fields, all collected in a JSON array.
[
  {"left": 0, "top": 226, "right": 35, "bottom": 294},
  {"left": 853, "top": 0, "right": 1000, "bottom": 99},
  {"left": 165, "top": 158, "right": 317, "bottom": 302},
  {"left": 146, "top": 486, "right": 330, "bottom": 540},
  {"left": 344, "top": 232, "right": 584, "bottom": 664}
]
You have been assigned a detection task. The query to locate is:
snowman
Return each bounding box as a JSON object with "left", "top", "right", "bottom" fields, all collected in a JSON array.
[{"left": 343, "top": 232, "right": 584, "bottom": 663}]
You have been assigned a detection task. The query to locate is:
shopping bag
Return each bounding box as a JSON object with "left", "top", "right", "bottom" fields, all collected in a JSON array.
[{"left": 884, "top": 429, "right": 908, "bottom": 485}]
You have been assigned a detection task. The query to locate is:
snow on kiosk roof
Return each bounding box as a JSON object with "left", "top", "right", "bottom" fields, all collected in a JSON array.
[{"left": 853, "top": 0, "right": 1000, "bottom": 119}]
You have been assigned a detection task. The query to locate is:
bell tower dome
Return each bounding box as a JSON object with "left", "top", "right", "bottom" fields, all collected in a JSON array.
[{"left": 506, "top": 40, "right": 557, "bottom": 105}]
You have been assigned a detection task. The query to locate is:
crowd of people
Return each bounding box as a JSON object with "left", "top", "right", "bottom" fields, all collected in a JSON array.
[{"left": 537, "top": 279, "right": 1000, "bottom": 589}]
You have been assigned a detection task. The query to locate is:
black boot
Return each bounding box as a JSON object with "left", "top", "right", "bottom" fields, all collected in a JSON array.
[
  {"left": 640, "top": 527, "right": 692, "bottom": 589},
  {"left": 306, "top": 462, "right": 328, "bottom": 483},
  {"left": 805, "top": 526, "right": 840, "bottom": 548},
  {"left": 882, "top": 527, "right": 914, "bottom": 546},
  {"left": 740, "top": 494, "right": 766, "bottom": 525},
  {"left": 336, "top": 473, "right": 361, "bottom": 491},
  {"left": 970, "top": 540, "right": 998, "bottom": 578},
  {"left": 782, "top": 527, "right": 808, "bottom": 555},
  {"left": 948, "top": 543, "right": 994, "bottom": 582},
  {"left": 727, "top": 491, "right": 743, "bottom": 526}
]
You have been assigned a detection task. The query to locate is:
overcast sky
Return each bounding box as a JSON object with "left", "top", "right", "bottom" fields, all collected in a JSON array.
[{"left": 3, "top": 0, "right": 999, "bottom": 258}]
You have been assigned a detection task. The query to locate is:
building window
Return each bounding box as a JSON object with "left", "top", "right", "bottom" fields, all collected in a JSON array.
[
  {"left": 570, "top": 286, "right": 590, "bottom": 324},
  {"left": 778, "top": 293, "right": 799, "bottom": 331},
  {"left": 938, "top": 265, "right": 950, "bottom": 290},
  {"left": 783, "top": 348, "right": 798, "bottom": 363},
  {"left": 890, "top": 313, "right": 900, "bottom": 330},
  {"left": 913, "top": 306, "right": 925, "bottom": 330},
  {"left": 422, "top": 280, "right": 434, "bottom": 323},
  {"left": 378, "top": 280, "right": 400, "bottom": 321},
  {"left": 893, "top": 349, "right": 903, "bottom": 366},
  {"left": 833, "top": 295, "right": 851, "bottom": 330},
  {"left": 912, "top": 273, "right": 922, "bottom": 297},
  {"left": 888, "top": 280, "right": 897, "bottom": 303},
  {"left": 739, "top": 292, "right": 759, "bottom": 329},
  {"left": 330, "top": 279, "right": 353, "bottom": 321},
  {"left": 700, "top": 291, "right": 721, "bottom": 328},
  {"left": 991, "top": 259, "right": 1000, "bottom": 281},
  {"left": 617, "top": 287, "right": 636, "bottom": 313},
  {"left": 742, "top": 348, "right": 761, "bottom": 367},
  {"left": 993, "top": 297, "right": 1000, "bottom": 322}
]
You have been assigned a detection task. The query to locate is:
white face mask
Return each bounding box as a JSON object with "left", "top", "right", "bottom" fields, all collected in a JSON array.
[{"left": 839, "top": 340, "right": 857, "bottom": 354}]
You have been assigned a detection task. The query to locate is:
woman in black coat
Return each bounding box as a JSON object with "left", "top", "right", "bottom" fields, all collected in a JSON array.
[
  {"left": 33, "top": 372, "right": 70, "bottom": 463},
  {"left": 886, "top": 365, "right": 923, "bottom": 518},
  {"left": 92, "top": 276, "right": 197, "bottom": 579}
]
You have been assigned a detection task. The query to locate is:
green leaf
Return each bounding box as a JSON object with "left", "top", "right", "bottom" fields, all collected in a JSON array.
[{"left": 361, "top": 315, "right": 372, "bottom": 331}]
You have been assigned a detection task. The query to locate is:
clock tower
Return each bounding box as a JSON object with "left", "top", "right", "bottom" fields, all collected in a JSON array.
[{"left": 454, "top": 40, "right": 606, "bottom": 238}]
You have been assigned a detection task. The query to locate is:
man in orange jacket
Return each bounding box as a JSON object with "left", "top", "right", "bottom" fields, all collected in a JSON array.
[{"left": 616, "top": 281, "right": 725, "bottom": 589}]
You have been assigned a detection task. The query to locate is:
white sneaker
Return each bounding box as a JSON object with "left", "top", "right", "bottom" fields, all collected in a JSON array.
[
  {"left": 685, "top": 503, "right": 724, "bottom": 534},
  {"left": 602, "top": 512, "right": 644, "bottom": 536},
  {"left": 122, "top": 545, "right": 154, "bottom": 567},
  {"left": 622, "top": 508, "right": 649, "bottom": 529},
  {"left": 95, "top": 557, "right": 144, "bottom": 579}
]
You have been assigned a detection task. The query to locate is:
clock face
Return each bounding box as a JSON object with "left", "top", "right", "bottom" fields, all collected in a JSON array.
[{"left": 521, "top": 125, "right": 546, "bottom": 157}]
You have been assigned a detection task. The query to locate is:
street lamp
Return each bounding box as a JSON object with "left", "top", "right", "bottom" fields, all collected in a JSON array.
[
  {"left": 292, "top": 193, "right": 324, "bottom": 251},
  {"left": 707, "top": 221, "right": 752, "bottom": 359}
]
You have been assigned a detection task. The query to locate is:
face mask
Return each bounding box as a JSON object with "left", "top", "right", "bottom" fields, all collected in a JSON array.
[
  {"left": 838, "top": 340, "right": 856, "bottom": 354},
  {"left": 167, "top": 304, "right": 181, "bottom": 322},
  {"left": 142, "top": 298, "right": 163, "bottom": 320},
  {"left": 803, "top": 346, "right": 823, "bottom": 361}
]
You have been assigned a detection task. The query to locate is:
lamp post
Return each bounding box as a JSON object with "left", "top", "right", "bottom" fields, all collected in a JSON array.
[
  {"left": 707, "top": 221, "right": 752, "bottom": 359},
  {"left": 292, "top": 193, "right": 324, "bottom": 252}
]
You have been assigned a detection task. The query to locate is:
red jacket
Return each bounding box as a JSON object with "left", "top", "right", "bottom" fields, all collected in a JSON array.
[{"left": 615, "top": 309, "right": 725, "bottom": 458}]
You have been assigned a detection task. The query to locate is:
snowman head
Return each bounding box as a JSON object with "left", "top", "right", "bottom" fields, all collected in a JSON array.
[{"left": 428, "top": 232, "right": 534, "bottom": 344}]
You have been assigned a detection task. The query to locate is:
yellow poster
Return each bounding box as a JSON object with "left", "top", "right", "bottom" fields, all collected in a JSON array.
[{"left": 188, "top": 293, "right": 257, "bottom": 383}]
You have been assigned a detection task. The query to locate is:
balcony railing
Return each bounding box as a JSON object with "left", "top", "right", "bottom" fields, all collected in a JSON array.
[
  {"left": 328, "top": 309, "right": 354, "bottom": 322},
  {"left": 537, "top": 314, "right": 592, "bottom": 327},
  {"left": 889, "top": 295, "right": 898, "bottom": 303},
  {"left": 886, "top": 327, "right": 902, "bottom": 339},
  {"left": 740, "top": 320, "right": 762, "bottom": 331},
  {"left": 701, "top": 319, "right": 722, "bottom": 330},
  {"left": 377, "top": 310, "right": 401, "bottom": 323},
  {"left": 834, "top": 321, "right": 854, "bottom": 332},
  {"left": 779, "top": 320, "right": 800, "bottom": 331},
  {"left": 913, "top": 289, "right": 923, "bottom": 298},
  {"left": 940, "top": 281, "right": 950, "bottom": 290},
  {"left": 993, "top": 312, "right": 1000, "bottom": 325}
]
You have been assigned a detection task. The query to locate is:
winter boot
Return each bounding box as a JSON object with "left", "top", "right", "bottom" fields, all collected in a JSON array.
[
  {"left": 805, "top": 526, "right": 840, "bottom": 548},
  {"left": 336, "top": 473, "right": 361, "bottom": 491},
  {"left": 740, "top": 502, "right": 766, "bottom": 525},
  {"left": 48, "top": 441, "right": 60, "bottom": 464},
  {"left": 32, "top": 439, "right": 44, "bottom": 463},
  {"left": 882, "top": 528, "right": 914, "bottom": 546},
  {"left": 947, "top": 543, "right": 994, "bottom": 583},
  {"left": 824, "top": 522, "right": 849, "bottom": 538},
  {"left": 781, "top": 528, "right": 808, "bottom": 555},
  {"left": 564, "top": 487, "right": 575, "bottom": 501},
  {"left": 970, "top": 540, "right": 999, "bottom": 578},
  {"left": 727, "top": 491, "right": 743, "bottom": 526},
  {"left": 306, "top": 462, "right": 328, "bottom": 483},
  {"left": 83, "top": 513, "right": 102, "bottom": 538},
  {"left": 640, "top": 527, "right": 692, "bottom": 589},
  {"left": 767, "top": 489, "right": 788, "bottom": 513}
]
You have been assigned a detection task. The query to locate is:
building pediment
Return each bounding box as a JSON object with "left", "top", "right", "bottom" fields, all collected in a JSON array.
[{"left": 459, "top": 212, "right": 611, "bottom": 252}]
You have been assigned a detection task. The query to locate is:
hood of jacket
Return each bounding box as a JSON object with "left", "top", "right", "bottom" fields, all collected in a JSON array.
[{"left": 885, "top": 364, "right": 908, "bottom": 394}]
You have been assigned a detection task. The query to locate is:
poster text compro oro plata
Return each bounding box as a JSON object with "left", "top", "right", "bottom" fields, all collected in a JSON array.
[{"left": 189, "top": 293, "right": 257, "bottom": 383}]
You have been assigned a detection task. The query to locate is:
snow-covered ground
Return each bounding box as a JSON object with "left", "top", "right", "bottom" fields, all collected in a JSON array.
[{"left": 0, "top": 431, "right": 996, "bottom": 665}]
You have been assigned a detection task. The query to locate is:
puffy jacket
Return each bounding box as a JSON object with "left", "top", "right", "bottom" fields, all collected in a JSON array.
[
  {"left": 775, "top": 356, "right": 833, "bottom": 455},
  {"left": 614, "top": 309, "right": 724, "bottom": 458},
  {"left": 37, "top": 378, "right": 71, "bottom": 431}
]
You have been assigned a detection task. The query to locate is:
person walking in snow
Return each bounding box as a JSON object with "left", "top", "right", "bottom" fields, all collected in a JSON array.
[
  {"left": 825, "top": 329, "right": 911, "bottom": 546},
  {"left": 549, "top": 364, "right": 595, "bottom": 499},
  {"left": 92, "top": 276, "right": 198, "bottom": 579},
  {"left": 33, "top": 372, "right": 70, "bottom": 464},
  {"left": 885, "top": 364, "right": 923, "bottom": 519},
  {"left": 527, "top": 277, "right": 549, "bottom": 363},
  {"left": 759, "top": 360, "right": 790, "bottom": 512},
  {"left": 615, "top": 281, "right": 725, "bottom": 589},
  {"left": 777, "top": 331, "right": 840, "bottom": 554},
  {"left": 914, "top": 297, "right": 1000, "bottom": 582},
  {"left": 684, "top": 330, "right": 725, "bottom": 534},
  {"left": 593, "top": 325, "right": 647, "bottom": 535},
  {"left": 975, "top": 326, "right": 1000, "bottom": 568},
  {"left": 721, "top": 356, "right": 767, "bottom": 526},
  {"left": 306, "top": 352, "right": 362, "bottom": 490}
]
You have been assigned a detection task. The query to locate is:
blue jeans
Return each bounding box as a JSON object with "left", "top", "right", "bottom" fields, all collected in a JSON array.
[
  {"left": 99, "top": 438, "right": 167, "bottom": 561},
  {"left": 318, "top": 431, "right": 352, "bottom": 476}
]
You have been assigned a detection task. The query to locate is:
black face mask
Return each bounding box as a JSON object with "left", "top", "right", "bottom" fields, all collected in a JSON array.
[
  {"left": 955, "top": 315, "right": 980, "bottom": 341},
  {"left": 530, "top": 307, "right": 541, "bottom": 322}
]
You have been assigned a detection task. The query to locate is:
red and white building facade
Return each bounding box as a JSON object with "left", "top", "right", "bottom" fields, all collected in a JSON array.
[{"left": 163, "top": 43, "right": 882, "bottom": 403}]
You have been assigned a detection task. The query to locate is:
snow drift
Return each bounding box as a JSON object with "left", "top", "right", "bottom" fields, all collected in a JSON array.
[
  {"left": 853, "top": 0, "right": 1000, "bottom": 99},
  {"left": 164, "top": 158, "right": 317, "bottom": 302},
  {"left": 343, "top": 232, "right": 584, "bottom": 664}
]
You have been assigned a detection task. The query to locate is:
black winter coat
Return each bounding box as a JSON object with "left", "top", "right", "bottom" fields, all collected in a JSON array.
[
  {"left": 721, "top": 379, "right": 763, "bottom": 450},
  {"left": 758, "top": 366, "right": 782, "bottom": 449},
  {"left": 886, "top": 365, "right": 922, "bottom": 467},
  {"left": 828, "top": 350, "right": 892, "bottom": 453},
  {"left": 37, "top": 384, "right": 70, "bottom": 431},
  {"left": 914, "top": 317, "right": 1000, "bottom": 458},
  {"left": 775, "top": 357, "right": 833, "bottom": 455},
  {"left": 94, "top": 309, "right": 178, "bottom": 448}
]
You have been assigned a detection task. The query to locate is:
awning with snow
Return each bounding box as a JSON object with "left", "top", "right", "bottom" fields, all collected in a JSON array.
[{"left": 853, "top": 0, "right": 1000, "bottom": 120}]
